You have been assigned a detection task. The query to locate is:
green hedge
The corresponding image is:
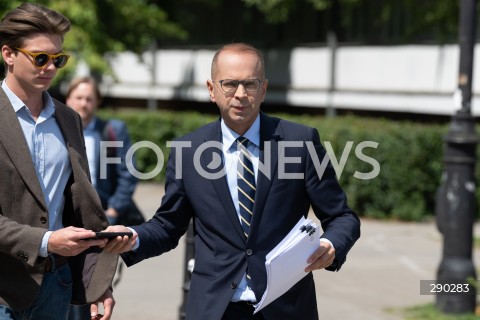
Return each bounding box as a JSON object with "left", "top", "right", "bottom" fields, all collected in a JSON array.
[
  {"left": 103, "top": 110, "right": 217, "bottom": 180},
  {"left": 98, "top": 109, "right": 455, "bottom": 221}
]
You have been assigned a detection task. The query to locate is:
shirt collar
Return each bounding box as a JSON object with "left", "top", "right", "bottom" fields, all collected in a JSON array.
[
  {"left": 2, "top": 81, "right": 27, "bottom": 113},
  {"left": 221, "top": 114, "right": 260, "bottom": 152},
  {"left": 1, "top": 80, "right": 55, "bottom": 119}
]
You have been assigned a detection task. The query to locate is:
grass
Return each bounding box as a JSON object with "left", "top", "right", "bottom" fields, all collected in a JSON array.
[{"left": 403, "top": 303, "right": 480, "bottom": 320}]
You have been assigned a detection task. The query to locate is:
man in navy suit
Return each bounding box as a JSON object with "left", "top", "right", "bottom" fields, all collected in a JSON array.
[{"left": 107, "top": 43, "right": 360, "bottom": 320}]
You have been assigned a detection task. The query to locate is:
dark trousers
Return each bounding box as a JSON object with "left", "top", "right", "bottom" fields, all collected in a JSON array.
[
  {"left": 68, "top": 304, "right": 90, "bottom": 320},
  {"left": 221, "top": 302, "right": 266, "bottom": 320}
]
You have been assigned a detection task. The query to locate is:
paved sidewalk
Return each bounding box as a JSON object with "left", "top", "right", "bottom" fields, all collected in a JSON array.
[{"left": 110, "top": 183, "right": 480, "bottom": 320}]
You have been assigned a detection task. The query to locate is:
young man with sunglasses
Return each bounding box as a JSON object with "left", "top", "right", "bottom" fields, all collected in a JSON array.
[{"left": 0, "top": 3, "right": 118, "bottom": 320}]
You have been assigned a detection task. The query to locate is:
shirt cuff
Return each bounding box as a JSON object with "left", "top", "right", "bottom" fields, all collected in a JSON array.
[
  {"left": 320, "top": 238, "right": 335, "bottom": 250},
  {"left": 127, "top": 227, "right": 140, "bottom": 251},
  {"left": 39, "top": 231, "right": 53, "bottom": 257}
]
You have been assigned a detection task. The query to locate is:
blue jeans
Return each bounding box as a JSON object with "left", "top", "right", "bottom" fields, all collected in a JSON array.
[{"left": 0, "top": 256, "right": 73, "bottom": 320}]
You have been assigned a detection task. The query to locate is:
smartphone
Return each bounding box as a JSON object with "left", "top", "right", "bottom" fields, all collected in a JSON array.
[{"left": 86, "top": 231, "right": 133, "bottom": 240}]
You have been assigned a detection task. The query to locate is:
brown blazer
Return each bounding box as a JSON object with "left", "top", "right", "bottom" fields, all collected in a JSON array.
[{"left": 0, "top": 88, "right": 118, "bottom": 311}]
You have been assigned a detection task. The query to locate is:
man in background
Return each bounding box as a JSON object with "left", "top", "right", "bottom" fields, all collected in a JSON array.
[
  {"left": 66, "top": 76, "right": 144, "bottom": 226},
  {"left": 66, "top": 76, "right": 144, "bottom": 320}
]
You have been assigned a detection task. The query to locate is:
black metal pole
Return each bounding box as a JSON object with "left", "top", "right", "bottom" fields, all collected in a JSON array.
[
  {"left": 178, "top": 219, "right": 195, "bottom": 319},
  {"left": 326, "top": 0, "right": 339, "bottom": 118},
  {"left": 458, "top": 0, "right": 476, "bottom": 113},
  {"left": 435, "top": 0, "right": 478, "bottom": 314}
]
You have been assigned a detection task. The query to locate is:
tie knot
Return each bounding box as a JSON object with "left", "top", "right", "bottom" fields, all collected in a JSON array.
[{"left": 237, "top": 137, "right": 250, "bottom": 148}]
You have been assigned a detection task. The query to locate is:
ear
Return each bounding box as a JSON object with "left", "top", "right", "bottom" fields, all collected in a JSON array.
[
  {"left": 260, "top": 79, "right": 268, "bottom": 102},
  {"left": 207, "top": 79, "right": 216, "bottom": 103},
  {"left": 1, "top": 46, "right": 15, "bottom": 66}
]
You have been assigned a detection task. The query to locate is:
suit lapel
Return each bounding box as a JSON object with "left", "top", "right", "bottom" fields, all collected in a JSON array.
[
  {"left": 54, "top": 101, "right": 77, "bottom": 149},
  {"left": 0, "top": 89, "right": 47, "bottom": 210},
  {"left": 202, "top": 120, "right": 246, "bottom": 242},
  {"left": 53, "top": 100, "right": 91, "bottom": 184},
  {"left": 249, "top": 113, "right": 282, "bottom": 238}
]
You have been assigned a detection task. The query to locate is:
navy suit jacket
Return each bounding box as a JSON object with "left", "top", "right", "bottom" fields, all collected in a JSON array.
[{"left": 122, "top": 112, "right": 360, "bottom": 320}]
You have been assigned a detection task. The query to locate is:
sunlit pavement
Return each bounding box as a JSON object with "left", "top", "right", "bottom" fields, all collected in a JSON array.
[{"left": 110, "top": 182, "right": 480, "bottom": 320}]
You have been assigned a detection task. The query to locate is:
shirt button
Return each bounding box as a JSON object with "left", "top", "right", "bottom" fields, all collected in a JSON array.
[
  {"left": 40, "top": 217, "right": 47, "bottom": 224},
  {"left": 246, "top": 249, "right": 253, "bottom": 256},
  {"left": 231, "top": 282, "right": 238, "bottom": 289}
]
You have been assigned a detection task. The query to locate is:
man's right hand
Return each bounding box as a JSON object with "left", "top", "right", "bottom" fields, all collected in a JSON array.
[
  {"left": 48, "top": 226, "right": 108, "bottom": 256},
  {"left": 103, "top": 225, "right": 138, "bottom": 254}
]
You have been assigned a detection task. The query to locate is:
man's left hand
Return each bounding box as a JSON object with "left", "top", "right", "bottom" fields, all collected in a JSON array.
[{"left": 305, "top": 241, "right": 335, "bottom": 272}]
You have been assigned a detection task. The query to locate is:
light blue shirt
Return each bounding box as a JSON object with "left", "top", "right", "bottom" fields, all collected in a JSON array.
[
  {"left": 221, "top": 115, "right": 260, "bottom": 302},
  {"left": 2, "top": 81, "right": 72, "bottom": 257}
]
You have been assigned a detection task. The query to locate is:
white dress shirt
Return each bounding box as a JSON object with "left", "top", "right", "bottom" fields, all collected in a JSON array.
[{"left": 221, "top": 115, "right": 260, "bottom": 302}]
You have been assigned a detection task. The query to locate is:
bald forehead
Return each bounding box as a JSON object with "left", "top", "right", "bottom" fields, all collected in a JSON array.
[{"left": 211, "top": 48, "right": 265, "bottom": 79}]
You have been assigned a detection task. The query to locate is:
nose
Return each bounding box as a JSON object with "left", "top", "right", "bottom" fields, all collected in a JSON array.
[
  {"left": 234, "top": 83, "right": 248, "bottom": 98},
  {"left": 42, "top": 59, "right": 56, "bottom": 72},
  {"left": 79, "top": 99, "right": 89, "bottom": 108}
]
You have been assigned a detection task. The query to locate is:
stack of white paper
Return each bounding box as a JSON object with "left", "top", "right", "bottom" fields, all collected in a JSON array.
[{"left": 254, "top": 216, "right": 320, "bottom": 313}]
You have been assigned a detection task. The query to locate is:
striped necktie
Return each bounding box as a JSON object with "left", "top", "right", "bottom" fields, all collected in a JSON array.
[
  {"left": 237, "top": 137, "right": 256, "bottom": 239},
  {"left": 237, "top": 137, "right": 256, "bottom": 288}
]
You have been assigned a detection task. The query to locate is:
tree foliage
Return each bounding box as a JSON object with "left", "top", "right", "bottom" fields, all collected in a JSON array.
[
  {"left": 242, "top": 0, "right": 460, "bottom": 44},
  {"left": 0, "top": 0, "right": 465, "bottom": 80},
  {"left": 0, "top": 0, "right": 187, "bottom": 78}
]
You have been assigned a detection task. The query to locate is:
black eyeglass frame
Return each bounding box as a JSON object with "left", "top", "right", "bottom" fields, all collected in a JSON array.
[
  {"left": 214, "top": 79, "right": 266, "bottom": 93},
  {"left": 14, "top": 47, "right": 70, "bottom": 69}
]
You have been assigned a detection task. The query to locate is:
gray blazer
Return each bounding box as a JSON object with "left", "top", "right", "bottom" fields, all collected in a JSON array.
[{"left": 0, "top": 88, "right": 117, "bottom": 311}]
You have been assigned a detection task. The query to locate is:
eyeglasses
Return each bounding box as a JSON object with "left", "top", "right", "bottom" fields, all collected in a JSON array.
[
  {"left": 214, "top": 79, "right": 265, "bottom": 93},
  {"left": 15, "top": 48, "right": 70, "bottom": 69}
]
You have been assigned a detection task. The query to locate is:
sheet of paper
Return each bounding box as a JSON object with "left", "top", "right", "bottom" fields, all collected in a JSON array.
[
  {"left": 254, "top": 217, "right": 320, "bottom": 313},
  {"left": 266, "top": 216, "right": 309, "bottom": 260}
]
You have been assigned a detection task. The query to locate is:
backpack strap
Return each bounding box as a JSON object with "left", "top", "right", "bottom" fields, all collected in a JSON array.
[{"left": 103, "top": 121, "right": 116, "bottom": 141}]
